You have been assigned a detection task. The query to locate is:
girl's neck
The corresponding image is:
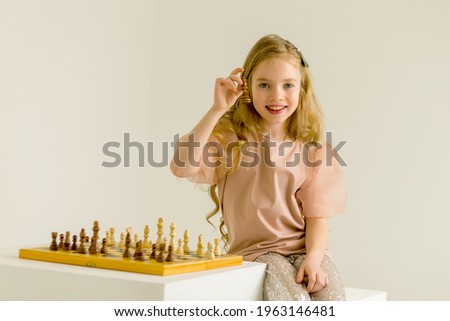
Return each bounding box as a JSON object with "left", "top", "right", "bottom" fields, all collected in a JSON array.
[{"left": 262, "top": 124, "right": 287, "bottom": 141}]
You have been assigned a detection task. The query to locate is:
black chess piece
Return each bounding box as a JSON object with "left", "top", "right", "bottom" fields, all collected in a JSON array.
[
  {"left": 78, "top": 229, "right": 87, "bottom": 254},
  {"left": 63, "top": 231, "right": 71, "bottom": 251},
  {"left": 58, "top": 234, "right": 64, "bottom": 249},
  {"left": 150, "top": 243, "right": 157, "bottom": 260},
  {"left": 100, "top": 238, "right": 108, "bottom": 254},
  {"left": 165, "top": 245, "right": 173, "bottom": 262},
  {"left": 50, "top": 232, "right": 58, "bottom": 251},
  {"left": 156, "top": 243, "right": 165, "bottom": 263},
  {"left": 123, "top": 232, "right": 131, "bottom": 258},
  {"left": 134, "top": 241, "right": 144, "bottom": 261},
  {"left": 71, "top": 235, "right": 78, "bottom": 251}
]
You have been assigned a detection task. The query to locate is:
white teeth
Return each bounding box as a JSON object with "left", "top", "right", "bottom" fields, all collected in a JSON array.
[{"left": 267, "top": 106, "right": 286, "bottom": 111}]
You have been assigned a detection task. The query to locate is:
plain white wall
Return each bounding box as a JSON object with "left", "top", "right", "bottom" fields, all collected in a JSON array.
[{"left": 1, "top": 0, "right": 449, "bottom": 300}]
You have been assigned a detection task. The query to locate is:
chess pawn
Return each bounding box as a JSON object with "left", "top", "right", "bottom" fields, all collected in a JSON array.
[
  {"left": 118, "top": 232, "right": 125, "bottom": 249},
  {"left": 77, "top": 235, "right": 87, "bottom": 254},
  {"left": 78, "top": 228, "right": 87, "bottom": 254},
  {"left": 183, "top": 229, "right": 190, "bottom": 254},
  {"left": 156, "top": 243, "right": 165, "bottom": 263},
  {"left": 163, "top": 237, "right": 167, "bottom": 246},
  {"left": 109, "top": 227, "right": 116, "bottom": 246},
  {"left": 63, "top": 231, "right": 71, "bottom": 251},
  {"left": 133, "top": 233, "right": 139, "bottom": 248},
  {"left": 165, "top": 245, "right": 173, "bottom": 262},
  {"left": 150, "top": 243, "right": 157, "bottom": 260},
  {"left": 89, "top": 236, "right": 99, "bottom": 255},
  {"left": 134, "top": 241, "right": 144, "bottom": 261},
  {"left": 214, "top": 238, "right": 221, "bottom": 256},
  {"left": 206, "top": 242, "right": 215, "bottom": 260},
  {"left": 205, "top": 241, "right": 211, "bottom": 257},
  {"left": 126, "top": 227, "right": 133, "bottom": 238},
  {"left": 58, "top": 233, "right": 64, "bottom": 250},
  {"left": 71, "top": 235, "right": 78, "bottom": 251},
  {"left": 142, "top": 225, "right": 150, "bottom": 249},
  {"left": 100, "top": 238, "right": 108, "bottom": 254},
  {"left": 105, "top": 230, "right": 111, "bottom": 246},
  {"left": 196, "top": 234, "right": 204, "bottom": 256},
  {"left": 50, "top": 232, "right": 58, "bottom": 251},
  {"left": 176, "top": 239, "right": 184, "bottom": 255}
]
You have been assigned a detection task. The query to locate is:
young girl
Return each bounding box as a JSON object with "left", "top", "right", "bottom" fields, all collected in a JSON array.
[{"left": 170, "top": 34, "right": 347, "bottom": 301}]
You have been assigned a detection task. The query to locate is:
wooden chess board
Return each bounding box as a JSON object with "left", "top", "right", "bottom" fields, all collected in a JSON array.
[{"left": 19, "top": 246, "right": 243, "bottom": 276}]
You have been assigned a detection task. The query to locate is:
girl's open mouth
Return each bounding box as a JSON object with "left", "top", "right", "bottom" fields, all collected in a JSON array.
[{"left": 266, "top": 105, "right": 287, "bottom": 115}]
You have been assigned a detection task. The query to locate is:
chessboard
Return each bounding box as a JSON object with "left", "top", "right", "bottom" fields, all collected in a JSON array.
[{"left": 19, "top": 219, "right": 242, "bottom": 276}]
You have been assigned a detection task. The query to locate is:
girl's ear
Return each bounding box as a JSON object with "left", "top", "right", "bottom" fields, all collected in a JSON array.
[
  {"left": 302, "top": 79, "right": 309, "bottom": 92},
  {"left": 302, "top": 71, "right": 310, "bottom": 93}
]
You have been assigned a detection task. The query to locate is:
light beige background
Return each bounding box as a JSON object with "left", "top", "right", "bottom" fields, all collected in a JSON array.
[{"left": 1, "top": 0, "right": 449, "bottom": 300}]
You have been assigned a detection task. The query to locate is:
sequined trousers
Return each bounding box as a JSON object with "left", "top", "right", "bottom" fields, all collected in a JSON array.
[{"left": 254, "top": 252, "right": 346, "bottom": 301}]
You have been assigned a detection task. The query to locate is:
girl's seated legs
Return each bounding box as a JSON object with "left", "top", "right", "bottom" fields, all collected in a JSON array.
[{"left": 255, "top": 252, "right": 346, "bottom": 301}]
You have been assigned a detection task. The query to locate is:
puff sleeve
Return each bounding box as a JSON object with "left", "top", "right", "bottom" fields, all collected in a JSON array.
[
  {"left": 295, "top": 144, "right": 347, "bottom": 218},
  {"left": 187, "top": 136, "right": 226, "bottom": 185}
]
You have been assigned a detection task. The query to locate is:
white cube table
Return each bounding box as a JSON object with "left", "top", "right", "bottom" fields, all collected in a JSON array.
[
  {"left": 0, "top": 247, "right": 386, "bottom": 301},
  {"left": 0, "top": 246, "right": 265, "bottom": 300}
]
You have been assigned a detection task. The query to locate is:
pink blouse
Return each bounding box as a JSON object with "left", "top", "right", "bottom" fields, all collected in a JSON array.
[{"left": 190, "top": 135, "right": 347, "bottom": 261}]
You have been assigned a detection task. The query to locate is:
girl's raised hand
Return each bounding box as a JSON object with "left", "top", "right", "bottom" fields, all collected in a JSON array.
[{"left": 212, "top": 67, "right": 244, "bottom": 112}]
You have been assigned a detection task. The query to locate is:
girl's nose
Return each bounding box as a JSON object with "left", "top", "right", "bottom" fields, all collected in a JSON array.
[{"left": 270, "top": 86, "right": 284, "bottom": 100}]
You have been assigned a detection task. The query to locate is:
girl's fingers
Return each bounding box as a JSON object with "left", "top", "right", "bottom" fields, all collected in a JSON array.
[
  {"left": 216, "top": 77, "right": 236, "bottom": 92},
  {"left": 213, "top": 68, "right": 245, "bottom": 109},
  {"left": 224, "top": 78, "right": 238, "bottom": 92},
  {"left": 306, "top": 272, "right": 329, "bottom": 293},
  {"left": 228, "top": 75, "right": 242, "bottom": 88},
  {"left": 228, "top": 67, "right": 244, "bottom": 85},
  {"left": 306, "top": 274, "right": 316, "bottom": 292},
  {"left": 230, "top": 67, "right": 244, "bottom": 77}
]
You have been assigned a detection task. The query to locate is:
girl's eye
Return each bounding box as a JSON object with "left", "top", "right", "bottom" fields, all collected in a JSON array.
[
  {"left": 259, "top": 83, "right": 269, "bottom": 88},
  {"left": 284, "top": 83, "right": 294, "bottom": 89}
]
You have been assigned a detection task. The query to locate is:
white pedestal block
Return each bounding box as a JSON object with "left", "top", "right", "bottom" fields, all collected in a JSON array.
[
  {"left": 0, "top": 247, "right": 265, "bottom": 300},
  {"left": 0, "top": 247, "right": 386, "bottom": 301},
  {"left": 345, "top": 287, "right": 387, "bottom": 301}
]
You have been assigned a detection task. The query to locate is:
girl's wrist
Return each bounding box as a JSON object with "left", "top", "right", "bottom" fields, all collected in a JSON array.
[
  {"left": 209, "top": 105, "right": 228, "bottom": 117},
  {"left": 305, "top": 251, "right": 324, "bottom": 263}
]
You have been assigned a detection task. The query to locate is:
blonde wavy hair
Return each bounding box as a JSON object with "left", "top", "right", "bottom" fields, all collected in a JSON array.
[{"left": 206, "top": 34, "right": 325, "bottom": 249}]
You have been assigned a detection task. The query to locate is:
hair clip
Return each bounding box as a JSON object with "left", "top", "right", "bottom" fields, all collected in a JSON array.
[{"left": 298, "top": 49, "right": 309, "bottom": 68}]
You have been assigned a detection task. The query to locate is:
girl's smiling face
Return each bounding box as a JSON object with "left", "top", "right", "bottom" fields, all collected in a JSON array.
[{"left": 251, "top": 57, "right": 301, "bottom": 134}]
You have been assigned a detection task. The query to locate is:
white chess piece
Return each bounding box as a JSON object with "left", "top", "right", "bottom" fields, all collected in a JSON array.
[
  {"left": 109, "top": 227, "right": 116, "bottom": 246},
  {"left": 169, "top": 222, "right": 176, "bottom": 248},
  {"left": 105, "top": 230, "right": 111, "bottom": 246},
  {"left": 118, "top": 232, "right": 125, "bottom": 249},
  {"left": 176, "top": 239, "right": 184, "bottom": 254},
  {"left": 156, "top": 218, "right": 164, "bottom": 247},
  {"left": 206, "top": 242, "right": 215, "bottom": 260},
  {"left": 143, "top": 225, "right": 150, "bottom": 249},
  {"left": 197, "top": 234, "right": 204, "bottom": 256},
  {"left": 183, "top": 230, "right": 190, "bottom": 254},
  {"left": 214, "top": 238, "right": 221, "bottom": 256}
]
